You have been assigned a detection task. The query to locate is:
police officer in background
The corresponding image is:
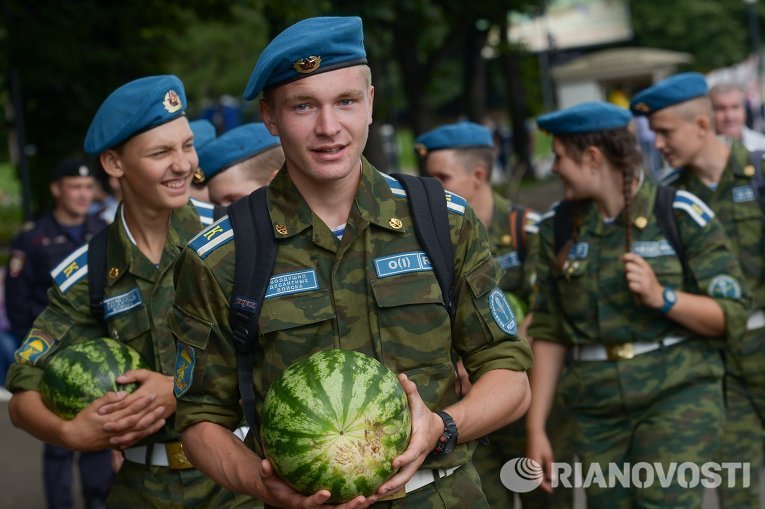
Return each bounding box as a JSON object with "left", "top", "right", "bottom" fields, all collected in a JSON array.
[
  {"left": 5, "top": 157, "right": 111, "bottom": 509},
  {"left": 631, "top": 73, "right": 765, "bottom": 509},
  {"left": 195, "top": 122, "right": 283, "bottom": 206},
  {"left": 170, "top": 16, "right": 532, "bottom": 508}
]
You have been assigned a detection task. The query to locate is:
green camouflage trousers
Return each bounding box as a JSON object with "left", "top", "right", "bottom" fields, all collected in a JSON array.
[
  {"left": 472, "top": 409, "right": 575, "bottom": 508},
  {"left": 107, "top": 460, "right": 259, "bottom": 508},
  {"left": 559, "top": 340, "right": 725, "bottom": 509},
  {"left": 716, "top": 327, "right": 765, "bottom": 509}
]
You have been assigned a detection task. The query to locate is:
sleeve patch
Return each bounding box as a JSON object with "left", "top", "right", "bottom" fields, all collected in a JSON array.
[
  {"left": 173, "top": 343, "right": 196, "bottom": 398},
  {"left": 50, "top": 244, "right": 88, "bottom": 293},
  {"left": 488, "top": 288, "right": 517, "bottom": 336},
  {"left": 14, "top": 328, "right": 54, "bottom": 366},
  {"left": 188, "top": 216, "right": 234, "bottom": 259},
  {"left": 708, "top": 274, "right": 742, "bottom": 300}
]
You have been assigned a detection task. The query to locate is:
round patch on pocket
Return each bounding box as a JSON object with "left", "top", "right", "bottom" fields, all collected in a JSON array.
[{"left": 489, "top": 288, "right": 517, "bottom": 336}]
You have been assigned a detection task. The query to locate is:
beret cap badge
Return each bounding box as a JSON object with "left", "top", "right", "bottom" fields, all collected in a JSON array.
[
  {"left": 293, "top": 56, "right": 321, "bottom": 74},
  {"left": 163, "top": 90, "right": 182, "bottom": 113}
]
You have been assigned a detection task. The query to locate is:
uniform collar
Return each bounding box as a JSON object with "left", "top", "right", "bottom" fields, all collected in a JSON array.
[{"left": 267, "top": 157, "right": 409, "bottom": 240}]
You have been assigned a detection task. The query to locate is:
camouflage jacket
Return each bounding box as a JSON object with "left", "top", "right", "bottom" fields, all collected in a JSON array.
[
  {"left": 488, "top": 193, "right": 540, "bottom": 301},
  {"left": 529, "top": 177, "right": 748, "bottom": 346},
  {"left": 6, "top": 201, "right": 210, "bottom": 445},
  {"left": 170, "top": 158, "right": 533, "bottom": 470},
  {"left": 662, "top": 140, "right": 765, "bottom": 309}
]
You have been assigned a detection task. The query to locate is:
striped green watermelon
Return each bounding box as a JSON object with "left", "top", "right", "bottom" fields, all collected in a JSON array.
[
  {"left": 261, "top": 349, "right": 411, "bottom": 503},
  {"left": 40, "top": 338, "right": 149, "bottom": 420}
]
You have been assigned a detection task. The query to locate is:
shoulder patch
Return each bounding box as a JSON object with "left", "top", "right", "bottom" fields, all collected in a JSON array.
[
  {"left": 190, "top": 197, "right": 215, "bottom": 227},
  {"left": 173, "top": 343, "right": 195, "bottom": 398},
  {"left": 50, "top": 244, "right": 88, "bottom": 293},
  {"left": 188, "top": 216, "right": 233, "bottom": 259},
  {"left": 444, "top": 191, "right": 466, "bottom": 216},
  {"left": 15, "top": 328, "right": 54, "bottom": 366},
  {"left": 659, "top": 169, "right": 681, "bottom": 186},
  {"left": 673, "top": 190, "right": 715, "bottom": 227}
]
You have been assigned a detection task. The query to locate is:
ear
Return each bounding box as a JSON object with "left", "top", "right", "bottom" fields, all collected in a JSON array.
[
  {"left": 696, "top": 114, "right": 711, "bottom": 136},
  {"left": 49, "top": 181, "right": 61, "bottom": 200},
  {"left": 368, "top": 85, "right": 375, "bottom": 126},
  {"left": 583, "top": 145, "right": 603, "bottom": 170},
  {"left": 472, "top": 164, "right": 489, "bottom": 185},
  {"left": 100, "top": 150, "right": 124, "bottom": 179},
  {"left": 260, "top": 99, "right": 279, "bottom": 136}
]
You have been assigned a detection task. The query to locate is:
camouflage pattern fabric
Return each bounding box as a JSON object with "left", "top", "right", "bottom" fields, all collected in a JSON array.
[
  {"left": 107, "top": 460, "right": 258, "bottom": 508},
  {"left": 663, "top": 141, "right": 765, "bottom": 507},
  {"left": 529, "top": 178, "right": 748, "bottom": 508},
  {"left": 5, "top": 201, "right": 249, "bottom": 504},
  {"left": 170, "top": 158, "right": 533, "bottom": 499}
]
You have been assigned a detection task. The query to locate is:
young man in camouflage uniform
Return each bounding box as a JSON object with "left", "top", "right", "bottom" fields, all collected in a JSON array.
[
  {"left": 170, "top": 16, "right": 532, "bottom": 509},
  {"left": 416, "top": 121, "right": 573, "bottom": 508},
  {"left": 631, "top": 73, "right": 765, "bottom": 508},
  {"left": 5, "top": 75, "right": 251, "bottom": 508}
]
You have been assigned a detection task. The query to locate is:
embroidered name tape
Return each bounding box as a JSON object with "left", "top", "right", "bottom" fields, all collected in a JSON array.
[
  {"left": 375, "top": 251, "right": 433, "bottom": 278},
  {"left": 733, "top": 185, "right": 755, "bottom": 203},
  {"left": 631, "top": 240, "right": 676, "bottom": 258},
  {"left": 568, "top": 242, "right": 589, "bottom": 260},
  {"left": 103, "top": 288, "right": 143, "bottom": 319},
  {"left": 265, "top": 269, "right": 319, "bottom": 299}
]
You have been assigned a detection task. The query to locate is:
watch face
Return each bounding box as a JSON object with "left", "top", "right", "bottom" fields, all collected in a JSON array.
[{"left": 665, "top": 288, "right": 677, "bottom": 304}]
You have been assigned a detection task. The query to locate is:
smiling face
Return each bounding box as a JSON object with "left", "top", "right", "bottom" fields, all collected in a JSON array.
[
  {"left": 101, "top": 116, "right": 197, "bottom": 213},
  {"left": 551, "top": 137, "right": 599, "bottom": 201},
  {"left": 50, "top": 176, "right": 96, "bottom": 220},
  {"left": 259, "top": 65, "right": 374, "bottom": 189},
  {"left": 710, "top": 88, "right": 746, "bottom": 139},
  {"left": 648, "top": 100, "right": 709, "bottom": 169}
]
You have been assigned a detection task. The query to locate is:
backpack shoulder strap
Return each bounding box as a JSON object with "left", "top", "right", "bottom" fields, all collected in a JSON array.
[
  {"left": 748, "top": 150, "right": 765, "bottom": 215},
  {"left": 390, "top": 173, "right": 455, "bottom": 317},
  {"left": 553, "top": 200, "right": 576, "bottom": 255},
  {"left": 227, "top": 187, "right": 276, "bottom": 443},
  {"left": 654, "top": 185, "right": 685, "bottom": 264},
  {"left": 87, "top": 226, "right": 109, "bottom": 320},
  {"left": 509, "top": 206, "right": 530, "bottom": 262}
]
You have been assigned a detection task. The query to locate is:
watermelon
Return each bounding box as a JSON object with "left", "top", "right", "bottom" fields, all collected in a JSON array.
[
  {"left": 504, "top": 291, "right": 528, "bottom": 324},
  {"left": 261, "top": 349, "right": 411, "bottom": 503},
  {"left": 40, "top": 338, "right": 149, "bottom": 420}
]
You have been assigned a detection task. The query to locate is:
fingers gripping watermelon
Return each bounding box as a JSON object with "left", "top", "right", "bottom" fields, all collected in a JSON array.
[
  {"left": 261, "top": 349, "right": 412, "bottom": 503},
  {"left": 40, "top": 338, "right": 149, "bottom": 420}
]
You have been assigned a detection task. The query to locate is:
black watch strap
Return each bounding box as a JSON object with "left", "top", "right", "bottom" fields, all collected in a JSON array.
[{"left": 432, "top": 410, "right": 458, "bottom": 455}]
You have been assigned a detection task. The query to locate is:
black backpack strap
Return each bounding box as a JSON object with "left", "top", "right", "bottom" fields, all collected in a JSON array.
[
  {"left": 391, "top": 174, "right": 455, "bottom": 317},
  {"left": 509, "top": 206, "right": 529, "bottom": 262},
  {"left": 212, "top": 204, "right": 228, "bottom": 221},
  {"left": 227, "top": 187, "right": 276, "bottom": 444},
  {"left": 553, "top": 200, "right": 576, "bottom": 255},
  {"left": 654, "top": 185, "right": 685, "bottom": 265},
  {"left": 87, "top": 226, "right": 109, "bottom": 319},
  {"left": 748, "top": 150, "right": 765, "bottom": 217}
]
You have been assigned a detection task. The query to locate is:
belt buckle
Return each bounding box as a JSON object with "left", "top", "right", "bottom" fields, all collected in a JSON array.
[
  {"left": 606, "top": 343, "right": 634, "bottom": 361},
  {"left": 378, "top": 487, "right": 406, "bottom": 501},
  {"left": 165, "top": 442, "right": 194, "bottom": 470}
]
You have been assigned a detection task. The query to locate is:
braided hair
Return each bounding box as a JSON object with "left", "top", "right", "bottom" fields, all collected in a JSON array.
[{"left": 555, "top": 127, "right": 644, "bottom": 255}]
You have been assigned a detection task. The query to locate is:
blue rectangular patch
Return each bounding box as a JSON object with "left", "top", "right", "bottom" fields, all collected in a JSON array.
[
  {"left": 103, "top": 288, "right": 143, "bottom": 319},
  {"left": 264, "top": 270, "right": 319, "bottom": 299},
  {"left": 631, "top": 240, "right": 676, "bottom": 258},
  {"left": 733, "top": 185, "right": 755, "bottom": 203},
  {"left": 568, "top": 242, "right": 589, "bottom": 260},
  {"left": 496, "top": 250, "right": 521, "bottom": 270},
  {"left": 374, "top": 251, "right": 433, "bottom": 278}
]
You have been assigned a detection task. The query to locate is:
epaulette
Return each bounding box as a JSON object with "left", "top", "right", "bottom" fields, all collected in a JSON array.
[
  {"left": 382, "top": 172, "right": 466, "bottom": 215},
  {"left": 524, "top": 210, "right": 541, "bottom": 235},
  {"left": 188, "top": 216, "right": 234, "bottom": 259},
  {"left": 659, "top": 168, "right": 681, "bottom": 186},
  {"left": 190, "top": 197, "right": 215, "bottom": 226},
  {"left": 50, "top": 243, "right": 88, "bottom": 293},
  {"left": 673, "top": 190, "right": 715, "bottom": 227}
]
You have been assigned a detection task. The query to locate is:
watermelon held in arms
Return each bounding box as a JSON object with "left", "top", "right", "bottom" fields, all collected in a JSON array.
[
  {"left": 40, "top": 338, "right": 149, "bottom": 420},
  {"left": 261, "top": 349, "right": 411, "bottom": 503}
]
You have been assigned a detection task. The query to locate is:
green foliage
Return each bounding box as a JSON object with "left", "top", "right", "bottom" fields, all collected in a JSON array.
[{"left": 0, "top": 162, "right": 23, "bottom": 265}]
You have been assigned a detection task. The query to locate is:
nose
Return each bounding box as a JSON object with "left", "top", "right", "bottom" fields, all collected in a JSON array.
[
  {"left": 315, "top": 106, "right": 341, "bottom": 136},
  {"left": 653, "top": 135, "right": 665, "bottom": 151},
  {"left": 171, "top": 148, "right": 195, "bottom": 174}
]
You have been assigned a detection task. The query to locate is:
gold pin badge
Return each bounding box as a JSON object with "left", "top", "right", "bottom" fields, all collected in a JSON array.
[
  {"left": 192, "top": 168, "right": 205, "bottom": 184},
  {"left": 275, "top": 224, "right": 288, "bottom": 235},
  {"left": 634, "top": 103, "right": 651, "bottom": 113},
  {"left": 744, "top": 165, "right": 756, "bottom": 177},
  {"left": 108, "top": 267, "right": 120, "bottom": 279},
  {"left": 163, "top": 90, "right": 182, "bottom": 113},
  {"left": 501, "top": 234, "right": 512, "bottom": 246},
  {"left": 634, "top": 216, "right": 648, "bottom": 229},
  {"left": 414, "top": 143, "right": 428, "bottom": 159},
  {"left": 389, "top": 218, "right": 403, "bottom": 229},
  {"left": 293, "top": 56, "right": 321, "bottom": 74}
]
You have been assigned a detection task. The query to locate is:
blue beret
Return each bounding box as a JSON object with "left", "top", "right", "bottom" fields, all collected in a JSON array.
[
  {"left": 414, "top": 121, "right": 493, "bottom": 158},
  {"left": 243, "top": 16, "right": 367, "bottom": 101},
  {"left": 537, "top": 102, "right": 632, "bottom": 135},
  {"left": 51, "top": 158, "right": 93, "bottom": 181},
  {"left": 190, "top": 119, "right": 217, "bottom": 152},
  {"left": 630, "top": 72, "right": 708, "bottom": 116},
  {"left": 84, "top": 75, "right": 187, "bottom": 155},
  {"left": 197, "top": 123, "right": 281, "bottom": 181}
]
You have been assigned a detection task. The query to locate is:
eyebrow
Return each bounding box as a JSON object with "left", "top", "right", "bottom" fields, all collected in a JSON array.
[{"left": 284, "top": 89, "right": 365, "bottom": 103}]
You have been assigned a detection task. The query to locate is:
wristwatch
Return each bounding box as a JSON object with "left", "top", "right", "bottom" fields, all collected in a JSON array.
[
  {"left": 660, "top": 286, "right": 677, "bottom": 314},
  {"left": 432, "top": 410, "right": 458, "bottom": 455}
]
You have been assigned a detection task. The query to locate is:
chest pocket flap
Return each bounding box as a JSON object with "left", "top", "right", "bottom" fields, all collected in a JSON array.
[
  {"left": 259, "top": 289, "right": 335, "bottom": 335},
  {"left": 371, "top": 271, "right": 444, "bottom": 308}
]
